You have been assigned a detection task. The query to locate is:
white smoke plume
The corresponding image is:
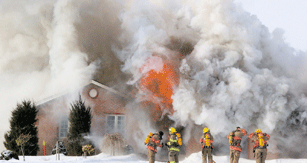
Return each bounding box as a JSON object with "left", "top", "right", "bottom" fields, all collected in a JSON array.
[
  {"left": 1, "top": 0, "right": 307, "bottom": 158},
  {"left": 0, "top": 0, "right": 96, "bottom": 151},
  {"left": 116, "top": 0, "right": 307, "bottom": 158}
]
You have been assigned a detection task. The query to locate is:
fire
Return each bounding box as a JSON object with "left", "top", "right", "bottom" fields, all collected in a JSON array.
[{"left": 139, "top": 56, "right": 179, "bottom": 121}]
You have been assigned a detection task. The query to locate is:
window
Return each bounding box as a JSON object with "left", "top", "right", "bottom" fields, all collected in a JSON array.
[
  {"left": 106, "top": 115, "right": 125, "bottom": 135},
  {"left": 59, "top": 118, "right": 68, "bottom": 138},
  {"left": 89, "top": 88, "right": 98, "bottom": 98}
]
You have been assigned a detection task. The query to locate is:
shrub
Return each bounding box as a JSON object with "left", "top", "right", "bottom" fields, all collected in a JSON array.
[
  {"left": 67, "top": 95, "right": 92, "bottom": 156},
  {"left": 3, "top": 101, "right": 39, "bottom": 155}
]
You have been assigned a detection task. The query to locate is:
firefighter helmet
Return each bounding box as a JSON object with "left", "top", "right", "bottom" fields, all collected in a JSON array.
[
  {"left": 169, "top": 127, "right": 176, "bottom": 134},
  {"left": 255, "top": 129, "right": 262, "bottom": 133},
  {"left": 203, "top": 127, "right": 209, "bottom": 133}
]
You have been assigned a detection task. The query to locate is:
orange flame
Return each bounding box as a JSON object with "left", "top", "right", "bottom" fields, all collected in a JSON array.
[{"left": 139, "top": 56, "right": 179, "bottom": 121}]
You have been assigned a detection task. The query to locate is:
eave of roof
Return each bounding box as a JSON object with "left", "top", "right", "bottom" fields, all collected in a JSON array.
[{"left": 36, "top": 80, "right": 128, "bottom": 106}]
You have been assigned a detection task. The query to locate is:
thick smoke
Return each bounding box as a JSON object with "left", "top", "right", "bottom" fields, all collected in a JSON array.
[
  {"left": 1, "top": 0, "right": 307, "bottom": 158},
  {"left": 0, "top": 0, "right": 96, "bottom": 151},
  {"left": 116, "top": 0, "right": 307, "bottom": 158}
]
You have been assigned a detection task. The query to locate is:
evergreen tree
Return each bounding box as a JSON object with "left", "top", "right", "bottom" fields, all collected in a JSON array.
[
  {"left": 3, "top": 101, "right": 39, "bottom": 155},
  {"left": 67, "top": 95, "right": 92, "bottom": 156}
]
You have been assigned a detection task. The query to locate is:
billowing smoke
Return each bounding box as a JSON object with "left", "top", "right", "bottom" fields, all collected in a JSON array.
[
  {"left": 116, "top": 0, "right": 307, "bottom": 158},
  {"left": 0, "top": 0, "right": 96, "bottom": 151},
  {"left": 1, "top": 0, "right": 307, "bottom": 158}
]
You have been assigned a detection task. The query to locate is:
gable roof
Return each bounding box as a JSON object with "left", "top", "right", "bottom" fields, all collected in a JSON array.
[{"left": 36, "top": 80, "right": 128, "bottom": 106}]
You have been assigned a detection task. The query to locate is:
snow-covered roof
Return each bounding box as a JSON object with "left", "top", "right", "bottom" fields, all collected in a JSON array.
[{"left": 36, "top": 80, "right": 128, "bottom": 106}]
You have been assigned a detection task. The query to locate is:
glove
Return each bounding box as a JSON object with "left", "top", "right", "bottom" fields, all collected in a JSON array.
[{"left": 161, "top": 143, "right": 164, "bottom": 148}]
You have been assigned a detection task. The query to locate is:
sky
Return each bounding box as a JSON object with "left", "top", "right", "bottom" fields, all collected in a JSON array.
[
  {"left": 2, "top": 152, "right": 307, "bottom": 163},
  {"left": 235, "top": 0, "right": 307, "bottom": 52}
]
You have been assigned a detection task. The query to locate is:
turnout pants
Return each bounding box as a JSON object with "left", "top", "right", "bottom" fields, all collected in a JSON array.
[
  {"left": 202, "top": 148, "right": 213, "bottom": 163},
  {"left": 168, "top": 151, "right": 179, "bottom": 163},
  {"left": 229, "top": 149, "right": 241, "bottom": 163},
  {"left": 147, "top": 149, "right": 156, "bottom": 163},
  {"left": 255, "top": 148, "right": 267, "bottom": 163}
]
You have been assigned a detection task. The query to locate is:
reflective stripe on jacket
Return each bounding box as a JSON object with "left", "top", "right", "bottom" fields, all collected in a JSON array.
[
  {"left": 227, "top": 129, "right": 247, "bottom": 152},
  {"left": 146, "top": 133, "right": 162, "bottom": 152},
  {"left": 167, "top": 134, "right": 180, "bottom": 151},
  {"left": 249, "top": 132, "right": 270, "bottom": 149},
  {"left": 200, "top": 132, "right": 214, "bottom": 148}
]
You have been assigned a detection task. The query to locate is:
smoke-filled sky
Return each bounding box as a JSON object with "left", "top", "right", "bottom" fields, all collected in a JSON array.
[
  {"left": 0, "top": 0, "right": 307, "bottom": 158},
  {"left": 0, "top": 0, "right": 98, "bottom": 152},
  {"left": 235, "top": 0, "right": 307, "bottom": 52}
]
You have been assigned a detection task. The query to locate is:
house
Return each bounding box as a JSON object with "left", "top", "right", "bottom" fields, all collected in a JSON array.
[
  {"left": 36, "top": 80, "right": 279, "bottom": 160},
  {"left": 36, "top": 80, "right": 129, "bottom": 155}
]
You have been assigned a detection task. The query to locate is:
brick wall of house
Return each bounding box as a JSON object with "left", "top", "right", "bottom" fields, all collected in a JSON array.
[
  {"left": 37, "top": 104, "right": 61, "bottom": 155},
  {"left": 82, "top": 84, "right": 126, "bottom": 137},
  {"left": 185, "top": 136, "right": 201, "bottom": 156},
  {"left": 36, "top": 82, "right": 127, "bottom": 155}
]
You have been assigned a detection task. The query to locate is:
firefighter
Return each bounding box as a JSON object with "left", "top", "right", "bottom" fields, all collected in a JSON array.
[
  {"left": 166, "top": 127, "right": 182, "bottom": 163},
  {"left": 200, "top": 127, "right": 215, "bottom": 163},
  {"left": 248, "top": 129, "right": 270, "bottom": 163},
  {"left": 227, "top": 126, "right": 247, "bottom": 163},
  {"left": 144, "top": 131, "right": 164, "bottom": 163}
]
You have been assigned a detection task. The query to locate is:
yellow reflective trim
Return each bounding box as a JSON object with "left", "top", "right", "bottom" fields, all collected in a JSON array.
[
  {"left": 170, "top": 161, "right": 176, "bottom": 163},
  {"left": 169, "top": 147, "right": 180, "bottom": 151},
  {"left": 169, "top": 139, "right": 178, "bottom": 142}
]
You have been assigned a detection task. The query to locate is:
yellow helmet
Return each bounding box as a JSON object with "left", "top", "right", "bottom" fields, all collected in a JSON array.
[
  {"left": 169, "top": 127, "right": 176, "bottom": 134},
  {"left": 203, "top": 127, "right": 209, "bottom": 133},
  {"left": 255, "top": 129, "right": 262, "bottom": 133}
]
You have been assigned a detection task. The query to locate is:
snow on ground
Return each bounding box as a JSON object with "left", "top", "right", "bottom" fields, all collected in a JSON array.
[{"left": 1, "top": 152, "right": 306, "bottom": 163}]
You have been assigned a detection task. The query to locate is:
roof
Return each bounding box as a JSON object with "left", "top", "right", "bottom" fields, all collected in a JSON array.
[{"left": 36, "top": 80, "right": 128, "bottom": 106}]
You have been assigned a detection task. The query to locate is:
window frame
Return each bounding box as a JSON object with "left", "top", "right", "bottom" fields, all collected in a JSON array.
[
  {"left": 105, "top": 114, "right": 125, "bottom": 134},
  {"left": 59, "top": 117, "right": 69, "bottom": 139}
]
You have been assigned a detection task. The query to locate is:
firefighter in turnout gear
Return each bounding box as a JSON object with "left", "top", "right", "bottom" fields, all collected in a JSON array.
[
  {"left": 227, "top": 126, "right": 247, "bottom": 163},
  {"left": 166, "top": 127, "right": 182, "bottom": 163},
  {"left": 144, "top": 131, "right": 164, "bottom": 163},
  {"left": 200, "top": 127, "right": 215, "bottom": 163},
  {"left": 248, "top": 129, "right": 270, "bottom": 163}
]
